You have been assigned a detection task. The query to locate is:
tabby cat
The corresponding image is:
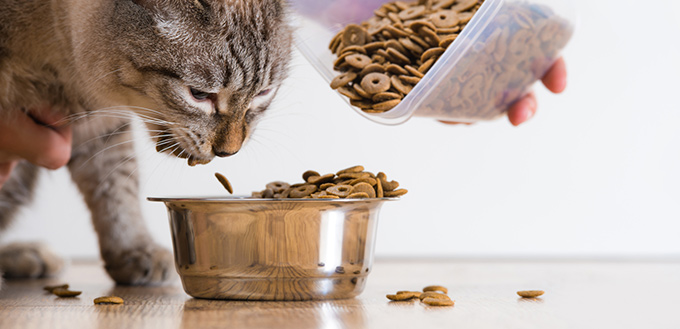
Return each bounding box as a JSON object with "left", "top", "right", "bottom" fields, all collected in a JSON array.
[{"left": 0, "top": 0, "right": 293, "bottom": 286}]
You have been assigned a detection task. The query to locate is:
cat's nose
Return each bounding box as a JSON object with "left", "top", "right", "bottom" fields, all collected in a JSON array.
[{"left": 213, "top": 149, "right": 238, "bottom": 158}]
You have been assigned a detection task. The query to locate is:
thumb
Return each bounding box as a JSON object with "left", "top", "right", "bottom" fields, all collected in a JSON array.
[{"left": 0, "top": 111, "right": 73, "bottom": 170}]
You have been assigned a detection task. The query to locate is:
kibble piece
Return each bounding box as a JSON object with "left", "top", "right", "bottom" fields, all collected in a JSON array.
[
  {"left": 327, "top": 185, "right": 353, "bottom": 198},
  {"left": 351, "top": 182, "right": 377, "bottom": 198},
  {"left": 404, "top": 65, "right": 425, "bottom": 78},
  {"left": 373, "top": 99, "right": 401, "bottom": 112},
  {"left": 348, "top": 177, "right": 377, "bottom": 186},
  {"left": 308, "top": 173, "right": 336, "bottom": 185},
  {"left": 353, "top": 83, "right": 373, "bottom": 99},
  {"left": 439, "top": 34, "right": 458, "bottom": 48},
  {"left": 351, "top": 99, "right": 374, "bottom": 109},
  {"left": 338, "top": 86, "right": 363, "bottom": 101},
  {"left": 342, "top": 24, "right": 368, "bottom": 46},
  {"left": 319, "top": 183, "right": 335, "bottom": 190},
  {"left": 340, "top": 45, "right": 367, "bottom": 55},
  {"left": 398, "top": 5, "right": 426, "bottom": 20},
  {"left": 400, "top": 75, "right": 422, "bottom": 85},
  {"left": 387, "top": 291, "right": 420, "bottom": 301},
  {"left": 262, "top": 188, "right": 274, "bottom": 198},
  {"left": 346, "top": 53, "right": 372, "bottom": 69},
  {"left": 422, "top": 297, "right": 455, "bottom": 306},
  {"left": 44, "top": 284, "right": 69, "bottom": 293},
  {"left": 421, "top": 47, "right": 446, "bottom": 63},
  {"left": 359, "top": 63, "right": 386, "bottom": 77},
  {"left": 386, "top": 48, "right": 411, "bottom": 64},
  {"left": 390, "top": 75, "right": 413, "bottom": 95},
  {"left": 364, "top": 41, "right": 386, "bottom": 53},
  {"left": 408, "top": 20, "right": 437, "bottom": 33},
  {"left": 376, "top": 176, "right": 384, "bottom": 198},
  {"left": 386, "top": 63, "right": 409, "bottom": 75},
  {"left": 329, "top": 29, "right": 344, "bottom": 51},
  {"left": 214, "top": 173, "right": 233, "bottom": 194},
  {"left": 377, "top": 172, "right": 400, "bottom": 191},
  {"left": 372, "top": 92, "right": 402, "bottom": 103},
  {"left": 289, "top": 185, "right": 318, "bottom": 198},
  {"left": 385, "top": 189, "right": 408, "bottom": 197},
  {"left": 53, "top": 288, "right": 82, "bottom": 298},
  {"left": 423, "top": 285, "right": 448, "bottom": 294},
  {"left": 418, "top": 291, "right": 450, "bottom": 301},
  {"left": 318, "top": 195, "right": 340, "bottom": 199},
  {"left": 330, "top": 72, "right": 358, "bottom": 89},
  {"left": 430, "top": 10, "right": 460, "bottom": 28},
  {"left": 303, "top": 170, "right": 320, "bottom": 182},
  {"left": 347, "top": 192, "right": 370, "bottom": 199},
  {"left": 94, "top": 296, "right": 125, "bottom": 305},
  {"left": 337, "top": 165, "right": 365, "bottom": 175},
  {"left": 266, "top": 181, "right": 290, "bottom": 194},
  {"left": 397, "top": 291, "right": 422, "bottom": 298},
  {"left": 517, "top": 290, "right": 545, "bottom": 298},
  {"left": 361, "top": 73, "right": 392, "bottom": 94}
]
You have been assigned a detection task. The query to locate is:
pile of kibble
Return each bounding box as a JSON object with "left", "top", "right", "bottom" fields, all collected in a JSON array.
[
  {"left": 248, "top": 165, "right": 407, "bottom": 199},
  {"left": 329, "top": 0, "right": 483, "bottom": 113}
]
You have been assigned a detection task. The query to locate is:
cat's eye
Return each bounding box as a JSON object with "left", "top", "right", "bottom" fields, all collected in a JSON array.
[
  {"left": 190, "top": 88, "right": 211, "bottom": 101},
  {"left": 256, "top": 89, "right": 272, "bottom": 97}
]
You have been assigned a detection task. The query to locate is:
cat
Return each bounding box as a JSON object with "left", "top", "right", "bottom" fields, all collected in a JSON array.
[{"left": 0, "top": 0, "right": 293, "bottom": 286}]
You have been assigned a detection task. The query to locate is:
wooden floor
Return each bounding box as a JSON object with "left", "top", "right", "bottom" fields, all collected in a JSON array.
[{"left": 1, "top": 260, "right": 680, "bottom": 329}]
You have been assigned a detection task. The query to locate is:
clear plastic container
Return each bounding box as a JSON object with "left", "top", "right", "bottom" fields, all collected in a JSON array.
[{"left": 289, "top": 0, "right": 576, "bottom": 125}]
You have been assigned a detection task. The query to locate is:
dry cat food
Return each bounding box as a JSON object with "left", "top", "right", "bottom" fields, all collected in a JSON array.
[
  {"left": 329, "top": 0, "right": 484, "bottom": 113},
  {"left": 423, "top": 285, "right": 448, "bottom": 294},
  {"left": 250, "top": 165, "right": 408, "bottom": 199},
  {"left": 329, "top": 0, "right": 573, "bottom": 121},
  {"left": 52, "top": 287, "right": 82, "bottom": 298},
  {"left": 43, "top": 284, "right": 69, "bottom": 293},
  {"left": 517, "top": 290, "right": 544, "bottom": 298},
  {"left": 214, "top": 173, "right": 233, "bottom": 194},
  {"left": 386, "top": 285, "right": 454, "bottom": 307},
  {"left": 94, "top": 296, "right": 125, "bottom": 305}
]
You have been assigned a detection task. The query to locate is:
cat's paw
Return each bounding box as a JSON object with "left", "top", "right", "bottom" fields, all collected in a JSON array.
[
  {"left": 0, "top": 242, "right": 64, "bottom": 279},
  {"left": 103, "top": 244, "right": 174, "bottom": 285}
]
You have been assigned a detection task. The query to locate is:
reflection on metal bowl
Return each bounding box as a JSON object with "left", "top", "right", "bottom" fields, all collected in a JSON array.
[{"left": 148, "top": 197, "right": 396, "bottom": 301}]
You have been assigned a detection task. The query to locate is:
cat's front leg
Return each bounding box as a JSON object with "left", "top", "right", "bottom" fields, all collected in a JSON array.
[{"left": 68, "top": 120, "right": 173, "bottom": 285}]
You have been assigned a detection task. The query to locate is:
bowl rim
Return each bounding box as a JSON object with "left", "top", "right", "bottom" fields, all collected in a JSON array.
[{"left": 147, "top": 196, "right": 400, "bottom": 203}]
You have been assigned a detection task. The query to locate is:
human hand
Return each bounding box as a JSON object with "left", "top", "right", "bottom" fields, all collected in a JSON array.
[
  {"left": 0, "top": 106, "right": 72, "bottom": 188},
  {"left": 441, "top": 57, "right": 567, "bottom": 126}
]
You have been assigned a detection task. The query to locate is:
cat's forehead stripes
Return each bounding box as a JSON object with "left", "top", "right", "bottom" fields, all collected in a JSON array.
[{"left": 150, "top": 0, "right": 286, "bottom": 95}]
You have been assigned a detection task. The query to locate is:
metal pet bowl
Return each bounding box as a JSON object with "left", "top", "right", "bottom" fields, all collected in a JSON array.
[{"left": 148, "top": 197, "right": 395, "bottom": 301}]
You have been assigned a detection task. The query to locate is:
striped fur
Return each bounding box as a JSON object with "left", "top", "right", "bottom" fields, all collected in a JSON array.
[{"left": 0, "top": 0, "right": 293, "bottom": 286}]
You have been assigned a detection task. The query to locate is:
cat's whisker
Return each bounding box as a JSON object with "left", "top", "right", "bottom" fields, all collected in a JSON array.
[
  {"left": 57, "top": 107, "right": 184, "bottom": 130},
  {"left": 98, "top": 152, "right": 138, "bottom": 187},
  {"left": 74, "top": 138, "right": 138, "bottom": 172},
  {"left": 73, "top": 128, "right": 174, "bottom": 153},
  {"left": 158, "top": 142, "right": 181, "bottom": 155}
]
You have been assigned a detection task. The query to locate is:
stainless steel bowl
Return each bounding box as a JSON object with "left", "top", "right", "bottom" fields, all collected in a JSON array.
[{"left": 148, "top": 197, "right": 395, "bottom": 301}]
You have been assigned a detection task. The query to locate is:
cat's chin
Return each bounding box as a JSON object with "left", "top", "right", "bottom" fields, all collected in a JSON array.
[
  {"left": 187, "top": 156, "right": 213, "bottom": 167},
  {"left": 154, "top": 135, "right": 213, "bottom": 167}
]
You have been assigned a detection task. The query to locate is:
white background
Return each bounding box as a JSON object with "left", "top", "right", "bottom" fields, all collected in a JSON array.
[{"left": 3, "top": 0, "right": 679, "bottom": 260}]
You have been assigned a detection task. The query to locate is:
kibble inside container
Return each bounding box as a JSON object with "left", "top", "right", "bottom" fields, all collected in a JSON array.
[{"left": 289, "top": 0, "right": 576, "bottom": 124}]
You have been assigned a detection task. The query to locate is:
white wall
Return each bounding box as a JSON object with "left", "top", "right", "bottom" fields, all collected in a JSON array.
[{"left": 3, "top": 0, "right": 680, "bottom": 259}]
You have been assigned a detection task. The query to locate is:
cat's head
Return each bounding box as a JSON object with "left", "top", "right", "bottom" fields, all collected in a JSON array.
[{"left": 82, "top": 0, "right": 293, "bottom": 165}]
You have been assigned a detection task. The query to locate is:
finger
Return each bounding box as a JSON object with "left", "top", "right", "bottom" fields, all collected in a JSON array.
[
  {"left": 0, "top": 161, "right": 18, "bottom": 189},
  {"left": 507, "top": 92, "right": 537, "bottom": 126},
  {"left": 541, "top": 57, "right": 567, "bottom": 94},
  {"left": 0, "top": 111, "right": 72, "bottom": 169}
]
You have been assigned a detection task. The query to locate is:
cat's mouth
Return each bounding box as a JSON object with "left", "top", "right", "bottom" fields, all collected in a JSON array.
[{"left": 154, "top": 133, "right": 213, "bottom": 167}]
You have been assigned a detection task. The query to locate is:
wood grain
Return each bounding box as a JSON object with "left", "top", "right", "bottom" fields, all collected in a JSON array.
[{"left": 1, "top": 260, "right": 680, "bottom": 329}]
